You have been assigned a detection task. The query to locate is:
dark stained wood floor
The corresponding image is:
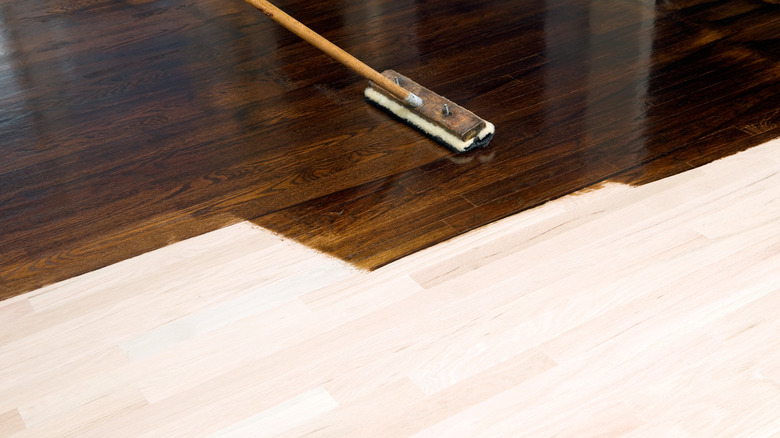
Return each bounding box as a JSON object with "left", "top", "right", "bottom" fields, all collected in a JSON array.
[{"left": 1, "top": 0, "right": 779, "bottom": 299}]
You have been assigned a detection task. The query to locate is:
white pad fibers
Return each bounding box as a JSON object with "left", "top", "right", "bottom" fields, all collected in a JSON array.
[{"left": 365, "top": 87, "right": 494, "bottom": 153}]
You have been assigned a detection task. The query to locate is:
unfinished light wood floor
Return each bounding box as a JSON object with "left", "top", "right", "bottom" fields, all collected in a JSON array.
[{"left": 1, "top": 138, "right": 778, "bottom": 437}]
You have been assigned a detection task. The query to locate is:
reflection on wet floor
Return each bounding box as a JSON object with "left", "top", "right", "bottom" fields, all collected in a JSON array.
[{"left": 1, "top": 0, "right": 779, "bottom": 297}]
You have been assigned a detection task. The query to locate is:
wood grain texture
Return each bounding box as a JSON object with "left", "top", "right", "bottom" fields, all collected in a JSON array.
[
  {"left": 1, "top": 0, "right": 779, "bottom": 298},
  {"left": 1, "top": 139, "right": 778, "bottom": 437},
  {"left": 0, "top": 410, "right": 25, "bottom": 438}
]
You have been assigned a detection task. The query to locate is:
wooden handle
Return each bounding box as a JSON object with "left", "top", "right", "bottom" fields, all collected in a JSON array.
[{"left": 244, "top": 0, "right": 422, "bottom": 107}]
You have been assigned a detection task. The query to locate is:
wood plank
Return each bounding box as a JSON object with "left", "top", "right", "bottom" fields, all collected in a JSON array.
[{"left": 0, "top": 409, "right": 25, "bottom": 437}]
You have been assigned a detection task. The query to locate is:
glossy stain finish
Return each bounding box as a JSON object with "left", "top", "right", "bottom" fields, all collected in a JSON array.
[{"left": 1, "top": 0, "right": 779, "bottom": 298}]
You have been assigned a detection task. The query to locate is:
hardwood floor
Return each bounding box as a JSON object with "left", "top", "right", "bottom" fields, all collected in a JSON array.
[
  {"left": 1, "top": 139, "right": 778, "bottom": 437},
  {"left": 1, "top": 0, "right": 779, "bottom": 297}
]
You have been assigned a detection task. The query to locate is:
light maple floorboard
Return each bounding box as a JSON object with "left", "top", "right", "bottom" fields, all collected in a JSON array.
[{"left": 1, "top": 138, "right": 779, "bottom": 438}]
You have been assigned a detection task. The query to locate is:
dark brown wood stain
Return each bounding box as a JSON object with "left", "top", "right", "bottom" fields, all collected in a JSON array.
[{"left": 1, "top": 0, "right": 778, "bottom": 299}]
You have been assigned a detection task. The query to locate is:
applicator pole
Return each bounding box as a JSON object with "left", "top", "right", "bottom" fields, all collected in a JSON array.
[{"left": 245, "top": 0, "right": 423, "bottom": 107}]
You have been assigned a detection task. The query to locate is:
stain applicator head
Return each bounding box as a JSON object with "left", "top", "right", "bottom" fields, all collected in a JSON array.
[{"left": 364, "top": 70, "right": 495, "bottom": 153}]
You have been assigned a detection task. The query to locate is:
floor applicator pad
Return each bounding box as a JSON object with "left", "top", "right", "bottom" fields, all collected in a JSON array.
[{"left": 364, "top": 70, "right": 495, "bottom": 153}]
